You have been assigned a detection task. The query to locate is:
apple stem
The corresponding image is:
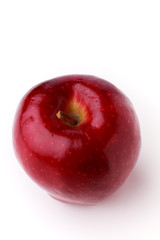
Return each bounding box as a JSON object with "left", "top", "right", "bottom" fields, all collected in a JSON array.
[{"left": 56, "top": 111, "right": 80, "bottom": 126}]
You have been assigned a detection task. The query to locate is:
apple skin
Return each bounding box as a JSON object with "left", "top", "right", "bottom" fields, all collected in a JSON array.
[{"left": 13, "top": 75, "right": 141, "bottom": 205}]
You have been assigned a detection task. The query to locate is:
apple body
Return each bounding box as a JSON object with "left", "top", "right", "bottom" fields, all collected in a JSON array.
[{"left": 13, "top": 75, "right": 141, "bottom": 205}]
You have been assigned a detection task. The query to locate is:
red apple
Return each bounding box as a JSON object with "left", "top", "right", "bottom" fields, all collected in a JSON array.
[{"left": 13, "top": 75, "right": 141, "bottom": 205}]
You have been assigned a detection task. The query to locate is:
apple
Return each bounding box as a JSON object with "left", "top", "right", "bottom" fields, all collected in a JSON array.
[{"left": 13, "top": 75, "right": 141, "bottom": 205}]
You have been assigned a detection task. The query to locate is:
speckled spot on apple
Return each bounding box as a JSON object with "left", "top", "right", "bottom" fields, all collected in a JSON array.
[{"left": 73, "top": 83, "right": 104, "bottom": 128}]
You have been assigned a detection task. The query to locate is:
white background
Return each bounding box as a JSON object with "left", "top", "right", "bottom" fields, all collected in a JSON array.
[{"left": 0, "top": 0, "right": 160, "bottom": 239}]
